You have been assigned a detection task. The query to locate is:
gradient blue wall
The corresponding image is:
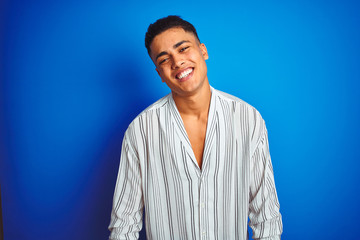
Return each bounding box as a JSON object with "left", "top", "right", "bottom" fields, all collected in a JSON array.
[{"left": 1, "top": 0, "right": 359, "bottom": 239}]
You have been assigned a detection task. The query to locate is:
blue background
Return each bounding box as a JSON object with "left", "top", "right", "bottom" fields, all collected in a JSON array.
[{"left": 1, "top": 0, "right": 359, "bottom": 239}]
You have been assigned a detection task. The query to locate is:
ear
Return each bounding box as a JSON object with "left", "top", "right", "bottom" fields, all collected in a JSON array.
[
  {"left": 155, "top": 67, "right": 165, "bottom": 82},
  {"left": 199, "top": 43, "right": 209, "bottom": 60}
]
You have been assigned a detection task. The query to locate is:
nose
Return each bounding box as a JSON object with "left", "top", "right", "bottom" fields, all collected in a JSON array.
[{"left": 171, "top": 54, "right": 185, "bottom": 69}]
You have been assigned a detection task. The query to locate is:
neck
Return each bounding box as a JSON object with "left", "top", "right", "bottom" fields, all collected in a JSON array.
[{"left": 172, "top": 83, "right": 212, "bottom": 119}]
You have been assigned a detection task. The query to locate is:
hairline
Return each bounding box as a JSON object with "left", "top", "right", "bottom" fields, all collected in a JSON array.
[{"left": 148, "top": 26, "right": 201, "bottom": 57}]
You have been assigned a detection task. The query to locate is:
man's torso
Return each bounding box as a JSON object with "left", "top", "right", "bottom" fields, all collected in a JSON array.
[{"left": 124, "top": 88, "right": 262, "bottom": 239}]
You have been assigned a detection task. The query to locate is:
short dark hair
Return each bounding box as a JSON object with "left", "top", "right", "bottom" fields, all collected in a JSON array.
[{"left": 145, "top": 15, "right": 200, "bottom": 56}]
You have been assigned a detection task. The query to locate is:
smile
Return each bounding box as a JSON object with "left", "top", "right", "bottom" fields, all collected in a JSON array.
[{"left": 176, "top": 68, "right": 193, "bottom": 80}]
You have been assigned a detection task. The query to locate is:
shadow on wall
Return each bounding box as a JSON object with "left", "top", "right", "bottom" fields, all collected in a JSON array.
[
  {"left": 83, "top": 56, "right": 156, "bottom": 239},
  {"left": 1, "top": 186, "right": 3, "bottom": 240}
]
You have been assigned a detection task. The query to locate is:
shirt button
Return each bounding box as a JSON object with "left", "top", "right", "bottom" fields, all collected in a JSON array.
[
  {"left": 201, "top": 202, "right": 205, "bottom": 208},
  {"left": 202, "top": 231, "right": 206, "bottom": 236}
]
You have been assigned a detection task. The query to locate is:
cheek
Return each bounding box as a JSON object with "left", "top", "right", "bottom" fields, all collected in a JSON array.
[
  {"left": 187, "top": 51, "right": 197, "bottom": 59},
  {"left": 158, "top": 67, "right": 172, "bottom": 80},
  {"left": 189, "top": 51, "right": 204, "bottom": 62},
  {"left": 160, "top": 68, "right": 169, "bottom": 76}
]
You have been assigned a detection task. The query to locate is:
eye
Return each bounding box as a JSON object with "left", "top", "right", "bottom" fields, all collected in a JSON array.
[
  {"left": 180, "top": 46, "right": 189, "bottom": 52},
  {"left": 159, "top": 58, "right": 168, "bottom": 65}
]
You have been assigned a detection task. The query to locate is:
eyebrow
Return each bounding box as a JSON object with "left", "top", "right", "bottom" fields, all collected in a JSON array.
[{"left": 155, "top": 40, "right": 190, "bottom": 61}]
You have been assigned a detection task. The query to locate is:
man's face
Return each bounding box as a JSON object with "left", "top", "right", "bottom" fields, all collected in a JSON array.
[{"left": 150, "top": 27, "right": 209, "bottom": 97}]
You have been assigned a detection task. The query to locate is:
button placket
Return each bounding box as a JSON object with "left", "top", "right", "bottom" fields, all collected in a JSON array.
[{"left": 199, "top": 179, "right": 206, "bottom": 239}]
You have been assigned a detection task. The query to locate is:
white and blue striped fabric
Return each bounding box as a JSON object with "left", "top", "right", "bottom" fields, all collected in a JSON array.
[{"left": 109, "top": 87, "right": 282, "bottom": 240}]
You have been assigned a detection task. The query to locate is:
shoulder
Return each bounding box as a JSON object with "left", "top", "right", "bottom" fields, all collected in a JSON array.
[
  {"left": 121, "top": 94, "right": 171, "bottom": 154},
  {"left": 125, "top": 93, "right": 171, "bottom": 133},
  {"left": 212, "top": 87, "right": 266, "bottom": 147},
  {"left": 213, "top": 88, "right": 260, "bottom": 117},
  {"left": 137, "top": 93, "right": 171, "bottom": 117}
]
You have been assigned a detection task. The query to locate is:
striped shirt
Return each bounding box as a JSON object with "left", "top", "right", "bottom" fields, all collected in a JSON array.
[{"left": 109, "top": 87, "right": 282, "bottom": 240}]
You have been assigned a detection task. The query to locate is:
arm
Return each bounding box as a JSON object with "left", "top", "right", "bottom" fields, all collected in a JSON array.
[
  {"left": 109, "top": 133, "right": 144, "bottom": 240},
  {"left": 249, "top": 116, "right": 282, "bottom": 240}
]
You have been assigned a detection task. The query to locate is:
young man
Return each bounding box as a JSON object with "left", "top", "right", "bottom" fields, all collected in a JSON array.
[{"left": 109, "top": 16, "right": 282, "bottom": 240}]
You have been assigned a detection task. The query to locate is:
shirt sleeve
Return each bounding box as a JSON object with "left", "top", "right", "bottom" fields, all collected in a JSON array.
[
  {"left": 248, "top": 115, "right": 283, "bottom": 240},
  {"left": 108, "top": 132, "right": 144, "bottom": 240}
]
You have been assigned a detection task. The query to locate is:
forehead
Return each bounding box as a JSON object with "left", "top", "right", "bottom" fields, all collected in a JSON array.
[{"left": 150, "top": 28, "right": 197, "bottom": 56}]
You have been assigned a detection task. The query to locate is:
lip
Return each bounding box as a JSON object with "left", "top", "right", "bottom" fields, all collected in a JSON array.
[{"left": 175, "top": 67, "right": 194, "bottom": 82}]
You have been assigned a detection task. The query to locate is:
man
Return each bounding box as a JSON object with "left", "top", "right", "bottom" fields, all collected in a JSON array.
[{"left": 109, "top": 16, "right": 282, "bottom": 239}]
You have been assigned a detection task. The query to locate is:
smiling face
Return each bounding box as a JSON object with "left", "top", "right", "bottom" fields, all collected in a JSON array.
[{"left": 150, "top": 27, "right": 209, "bottom": 98}]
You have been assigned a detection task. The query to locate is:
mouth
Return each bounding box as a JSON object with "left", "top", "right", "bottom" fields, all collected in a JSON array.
[{"left": 175, "top": 68, "right": 194, "bottom": 82}]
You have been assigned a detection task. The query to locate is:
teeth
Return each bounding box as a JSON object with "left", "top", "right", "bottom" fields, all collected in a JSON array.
[{"left": 178, "top": 68, "right": 193, "bottom": 79}]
